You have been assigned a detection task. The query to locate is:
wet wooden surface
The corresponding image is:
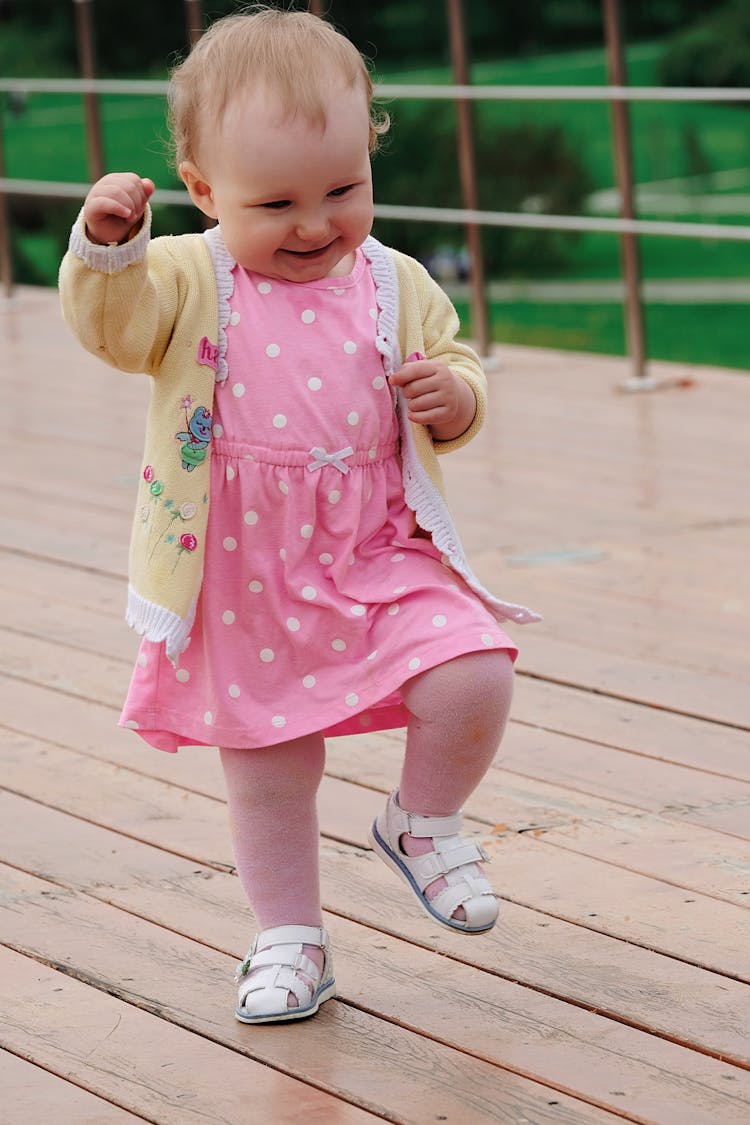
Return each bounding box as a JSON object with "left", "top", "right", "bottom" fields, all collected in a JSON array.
[{"left": 1, "top": 285, "right": 749, "bottom": 1124}]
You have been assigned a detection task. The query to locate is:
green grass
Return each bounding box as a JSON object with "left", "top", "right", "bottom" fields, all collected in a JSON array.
[
  {"left": 8, "top": 39, "right": 750, "bottom": 370},
  {"left": 453, "top": 298, "right": 750, "bottom": 370}
]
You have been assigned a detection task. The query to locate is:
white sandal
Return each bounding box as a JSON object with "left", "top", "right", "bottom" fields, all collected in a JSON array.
[
  {"left": 369, "top": 790, "right": 499, "bottom": 933},
  {"left": 234, "top": 924, "right": 336, "bottom": 1024}
]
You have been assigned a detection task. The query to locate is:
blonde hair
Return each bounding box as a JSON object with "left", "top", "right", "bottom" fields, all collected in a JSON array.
[{"left": 168, "top": 5, "right": 389, "bottom": 167}]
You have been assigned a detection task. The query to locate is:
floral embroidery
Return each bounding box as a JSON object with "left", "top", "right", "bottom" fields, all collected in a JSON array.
[{"left": 139, "top": 463, "right": 207, "bottom": 568}]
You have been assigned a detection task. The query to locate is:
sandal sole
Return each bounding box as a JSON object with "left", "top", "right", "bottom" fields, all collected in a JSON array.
[
  {"left": 368, "top": 820, "right": 497, "bottom": 934},
  {"left": 235, "top": 978, "right": 337, "bottom": 1024}
]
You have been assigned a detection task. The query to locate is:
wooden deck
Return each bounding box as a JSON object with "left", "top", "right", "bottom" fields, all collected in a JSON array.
[{"left": 1, "top": 284, "right": 749, "bottom": 1124}]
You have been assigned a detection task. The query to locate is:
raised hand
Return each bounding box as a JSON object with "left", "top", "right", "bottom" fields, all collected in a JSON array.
[{"left": 83, "top": 172, "right": 155, "bottom": 246}]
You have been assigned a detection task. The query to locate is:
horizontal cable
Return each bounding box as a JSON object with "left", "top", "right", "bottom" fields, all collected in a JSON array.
[
  {"left": 4, "top": 177, "right": 750, "bottom": 242},
  {"left": 2, "top": 76, "right": 750, "bottom": 102}
]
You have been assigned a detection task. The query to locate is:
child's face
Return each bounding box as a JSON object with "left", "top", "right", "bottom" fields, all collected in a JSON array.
[{"left": 180, "top": 84, "right": 374, "bottom": 282}]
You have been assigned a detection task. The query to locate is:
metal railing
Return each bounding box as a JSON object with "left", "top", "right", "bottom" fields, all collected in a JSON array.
[{"left": 3, "top": 0, "right": 750, "bottom": 385}]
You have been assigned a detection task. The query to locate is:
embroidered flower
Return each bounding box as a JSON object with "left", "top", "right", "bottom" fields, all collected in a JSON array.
[
  {"left": 140, "top": 505, "right": 150, "bottom": 522},
  {"left": 143, "top": 465, "right": 155, "bottom": 483},
  {"left": 180, "top": 533, "right": 197, "bottom": 551},
  {"left": 180, "top": 501, "right": 197, "bottom": 520},
  {"left": 179, "top": 395, "right": 194, "bottom": 411},
  {"left": 149, "top": 480, "right": 164, "bottom": 496}
]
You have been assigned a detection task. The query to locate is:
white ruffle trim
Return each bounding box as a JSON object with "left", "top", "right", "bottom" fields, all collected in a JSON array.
[
  {"left": 126, "top": 585, "right": 196, "bottom": 666},
  {"left": 203, "top": 225, "right": 236, "bottom": 384},
  {"left": 68, "top": 205, "right": 152, "bottom": 274},
  {"left": 363, "top": 237, "right": 540, "bottom": 627}
]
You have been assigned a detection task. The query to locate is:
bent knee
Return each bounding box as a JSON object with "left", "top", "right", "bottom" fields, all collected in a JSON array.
[{"left": 401, "top": 649, "right": 514, "bottom": 724}]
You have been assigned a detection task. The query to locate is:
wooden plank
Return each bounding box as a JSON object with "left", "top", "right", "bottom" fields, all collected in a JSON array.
[
  {"left": 3, "top": 788, "right": 749, "bottom": 1113},
  {"left": 0, "top": 950, "right": 383, "bottom": 1125},
  {"left": 0, "top": 1049, "right": 148, "bottom": 1124},
  {"left": 0, "top": 866, "right": 626, "bottom": 1125},
  {"left": 2, "top": 722, "right": 749, "bottom": 987},
  {"left": 513, "top": 678, "right": 750, "bottom": 783}
]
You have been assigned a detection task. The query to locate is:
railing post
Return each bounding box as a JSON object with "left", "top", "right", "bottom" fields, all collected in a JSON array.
[
  {"left": 184, "top": 0, "right": 203, "bottom": 47},
  {"left": 445, "top": 0, "right": 490, "bottom": 358},
  {"left": 73, "top": 0, "right": 105, "bottom": 182},
  {"left": 602, "top": 0, "right": 649, "bottom": 386},
  {"left": 0, "top": 102, "right": 13, "bottom": 299}
]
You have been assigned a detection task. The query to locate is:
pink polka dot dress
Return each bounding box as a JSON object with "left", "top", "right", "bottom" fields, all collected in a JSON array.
[{"left": 121, "top": 248, "right": 517, "bottom": 752}]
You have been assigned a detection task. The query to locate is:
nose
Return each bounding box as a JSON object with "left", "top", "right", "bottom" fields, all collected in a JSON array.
[{"left": 295, "top": 211, "right": 329, "bottom": 243}]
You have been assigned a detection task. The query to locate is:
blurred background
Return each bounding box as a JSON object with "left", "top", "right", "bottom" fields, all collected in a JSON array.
[{"left": 2, "top": 0, "right": 750, "bottom": 370}]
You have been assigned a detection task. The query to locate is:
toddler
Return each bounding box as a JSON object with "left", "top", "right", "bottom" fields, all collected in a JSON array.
[{"left": 59, "top": 5, "right": 539, "bottom": 1024}]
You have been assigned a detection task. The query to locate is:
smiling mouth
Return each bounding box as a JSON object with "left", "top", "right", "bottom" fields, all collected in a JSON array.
[{"left": 283, "top": 242, "right": 334, "bottom": 258}]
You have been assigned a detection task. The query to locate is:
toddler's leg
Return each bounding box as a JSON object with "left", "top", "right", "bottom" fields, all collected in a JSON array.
[
  {"left": 396, "top": 649, "right": 514, "bottom": 924},
  {"left": 220, "top": 734, "right": 327, "bottom": 1013},
  {"left": 399, "top": 649, "right": 514, "bottom": 813}
]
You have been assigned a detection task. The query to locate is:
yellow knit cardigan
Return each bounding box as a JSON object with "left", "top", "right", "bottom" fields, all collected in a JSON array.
[{"left": 60, "top": 210, "right": 538, "bottom": 661}]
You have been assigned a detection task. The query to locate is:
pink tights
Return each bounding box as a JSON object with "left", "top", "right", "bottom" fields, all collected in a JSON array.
[{"left": 220, "top": 650, "right": 514, "bottom": 995}]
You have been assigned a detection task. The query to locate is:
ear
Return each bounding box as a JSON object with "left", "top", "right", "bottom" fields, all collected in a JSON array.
[{"left": 179, "top": 161, "right": 218, "bottom": 220}]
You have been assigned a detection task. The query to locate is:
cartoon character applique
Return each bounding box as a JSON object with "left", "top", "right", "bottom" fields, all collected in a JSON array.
[{"left": 175, "top": 395, "right": 212, "bottom": 472}]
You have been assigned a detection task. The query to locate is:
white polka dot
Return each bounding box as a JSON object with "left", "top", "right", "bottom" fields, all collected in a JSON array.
[
  {"left": 369, "top": 307, "right": 378, "bottom": 319},
  {"left": 350, "top": 604, "right": 366, "bottom": 616},
  {"left": 204, "top": 711, "right": 213, "bottom": 725},
  {"left": 266, "top": 343, "right": 281, "bottom": 358},
  {"left": 232, "top": 383, "right": 246, "bottom": 397},
  {"left": 222, "top": 610, "right": 236, "bottom": 625},
  {"left": 302, "top": 585, "right": 317, "bottom": 600},
  {"left": 391, "top": 552, "right": 405, "bottom": 562},
  {"left": 248, "top": 580, "right": 264, "bottom": 593},
  {"left": 212, "top": 423, "right": 224, "bottom": 438},
  {"left": 394, "top": 585, "right": 407, "bottom": 594},
  {"left": 432, "top": 614, "right": 447, "bottom": 628},
  {"left": 223, "top": 537, "right": 237, "bottom": 552},
  {"left": 244, "top": 510, "right": 259, "bottom": 525},
  {"left": 368, "top": 447, "right": 377, "bottom": 460},
  {"left": 408, "top": 657, "right": 421, "bottom": 671},
  {"left": 176, "top": 667, "right": 190, "bottom": 682},
  {"left": 301, "top": 309, "right": 316, "bottom": 324},
  {"left": 278, "top": 480, "right": 289, "bottom": 495},
  {"left": 229, "top": 310, "right": 241, "bottom": 326},
  {"left": 279, "top": 548, "right": 287, "bottom": 561},
  {"left": 228, "top": 683, "right": 241, "bottom": 698},
  {"left": 302, "top": 675, "right": 316, "bottom": 689},
  {"left": 328, "top": 490, "right": 341, "bottom": 504},
  {"left": 347, "top": 411, "right": 359, "bottom": 426},
  {"left": 137, "top": 653, "right": 148, "bottom": 668},
  {"left": 286, "top": 617, "right": 301, "bottom": 632},
  {"left": 331, "top": 287, "right": 344, "bottom": 296},
  {"left": 366, "top": 650, "right": 378, "bottom": 661},
  {"left": 345, "top": 692, "right": 359, "bottom": 707},
  {"left": 331, "top": 638, "right": 347, "bottom": 651},
  {"left": 481, "top": 633, "right": 495, "bottom": 646},
  {"left": 372, "top": 375, "right": 386, "bottom": 390},
  {"left": 271, "top": 715, "right": 286, "bottom": 728},
  {"left": 273, "top": 414, "right": 287, "bottom": 429},
  {"left": 124, "top": 719, "right": 140, "bottom": 730},
  {"left": 260, "top": 648, "right": 275, "bottom": 663},
  {"left": 307, "top": 377, "right": 322, "bottom": 391},
  {"left": 343, "top": 340, "right": 357, "bottom": 354},
  {"left": 257, "top": 281, "right": 272, "bottom": 294},
  {"left": 348, "top": 554, "right": 356, "bottom": 566},
  {"left": 319, "top": 552, "right": 334, "bottom": 565},
  {"left": 300, "top": 524, "right": 314, "bottom": 539},
  {"left": 226, "top": 465, "right": 235, "bottom": 481},
  {"left": 388, "top": 603, "right": 400, "bottom": 616}
]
